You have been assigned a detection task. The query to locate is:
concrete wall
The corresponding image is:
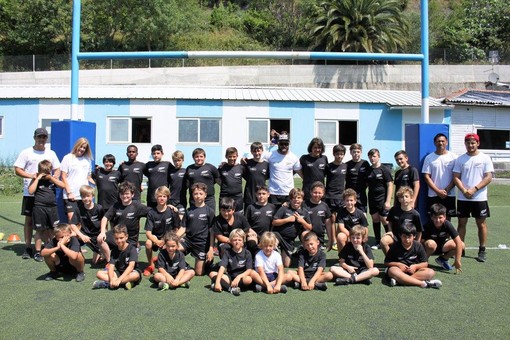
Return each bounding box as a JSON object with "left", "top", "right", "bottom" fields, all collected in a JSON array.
[{"left": 1, "top": 64, "right": 508, "bottom": 98}]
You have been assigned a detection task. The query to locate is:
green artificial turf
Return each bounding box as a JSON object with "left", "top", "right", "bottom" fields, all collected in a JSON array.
[{"left": 0, "top": 184, "right": 509, "bottom": 339}]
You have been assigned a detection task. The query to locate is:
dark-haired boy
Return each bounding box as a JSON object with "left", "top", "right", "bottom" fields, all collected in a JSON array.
[
  {"left": 213, "top": 197, "right": 250, "bottom": 255},
  {"left": 93, "top": 154, "right": 120, "bottom": 212},
  {"left": 243, "top": 142, "right": 269, "bottom": 210},
  {"left": 118, "top": 145, "right": 146, "bottom": 201},
  {"left": 423, "top": 203, "right": 464, "bottom": 272},
  {"left": 218, "top": 147, "right": 246, "bottom": 212},
  {"left": 384, "top": 223, "right": 442, "bottom": 289},
  {"left": 185, "top": 148, "right": 220, "bottom": 212},
  {"left": 144, "top": 144, "right": 171, "bottom": 209}
]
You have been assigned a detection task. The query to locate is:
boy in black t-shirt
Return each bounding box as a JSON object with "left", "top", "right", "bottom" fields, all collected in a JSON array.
[
  {"left": 93, "top": 225, "right": 142, "bottom": 290},
  {"left": 345, "top": 143, "right": 370, "bottom": 212},
  {"left": 218, "top": 147, "right": 246, "bottom": 212},
  {"left": 287, "top": 232, "right": 331, "bottom": 291},
  {"left": 331, "top": 225, "right": 379, "bottom": 285},
  {"left": 98, "top": 181, "right": 150, "bottom": 254},
  {"left": 92, "top": 154, "right": 120, "bottom": 212},
  {"left": 168, "top": 150, "right": 187, "bottom": 217},
  {"left": 143, "top": 186, "right": 180, "bottom": 276},
  {"left": 272, "top": 188, "right": 312, "bottom": 267},
  {"left": 154, "top": 232, "right": 195, "bottom": 290},
  {"left": 305, "top": 181, "right": 333, "bottom": 249},
  {"left": 144, "top": 144, "right": 171, "bottom": 209},
  {"left": 213, "top": 197, "right": 250, "bottom": 256},
  {"left": 185, "top": 148, "right": 220, "bottom": 212},
  {"left": 28, "top": 160, "right": 65, "bottom": 262},
  {"left": 178, "top": 182, "right": 215, "bottom": 276},
  {"left": 336, "top": 189, "right": 369, "bottom": 253},
  {"left": 380, "top": 186, "right": 423, "bottom": 255},
  {"left": 209, "top": 229, "right": 259, "bottom": 296},
  {"left": 70, "top": 185, "right": 109, "bottom": 265},
  {"left": 243, "top": 142, "right": 269, "bottom": 210},
  {"left": 384, "top": 223, "right": 441, "bottom": 289},
  {"left": 118, "top": 145, "right": 146, "bottom": 201},
  {"left": 41, "top": 223, "right": 85, "bottom": 282},
  {"left": 423, "top": 204, "right": 464, "bottom": 273},
  {"left": 244, "top": 185, "right": 276, "bottom": 258}
]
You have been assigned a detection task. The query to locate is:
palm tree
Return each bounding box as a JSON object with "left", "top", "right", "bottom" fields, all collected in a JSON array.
[{"left": 311, "top": 0, "right": 409, "bottom": 53}]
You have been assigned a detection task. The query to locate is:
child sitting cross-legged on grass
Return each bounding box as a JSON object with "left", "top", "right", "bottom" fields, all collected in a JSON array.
[
  {"left": 253, "top": 231, "right": 293, "bottom": 294},
  {"left": 331, "top": 225, "right": 380, "bottom": 286},
  {"left": 384, "top": 222, "right": 442, "bottom": 289},
  {"left": 93, "top": 225, "right": 142, "bottom": 290},
  {"left": 209, "top": 228, "right": 260, "bottom": 296},
  {"left": 153, "top": 231, "right": 195, "bottom": 291}
]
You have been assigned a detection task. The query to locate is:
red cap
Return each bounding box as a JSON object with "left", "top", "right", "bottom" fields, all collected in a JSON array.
[{"left": 465, "top": 133, "right": 480, "bottom": 142}]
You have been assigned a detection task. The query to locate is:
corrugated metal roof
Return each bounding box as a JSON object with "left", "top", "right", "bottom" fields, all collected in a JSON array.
[
  {"left": 0, "top": 85, "right": 449, "bottom": 107},
  {"left": 444, "top": 89, "right": 510, "bottom": 106}
]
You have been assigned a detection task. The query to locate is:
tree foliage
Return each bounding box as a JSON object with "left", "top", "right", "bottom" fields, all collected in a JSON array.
[{"left": 311, "top": 0, "right": 410, "bottom": 53}]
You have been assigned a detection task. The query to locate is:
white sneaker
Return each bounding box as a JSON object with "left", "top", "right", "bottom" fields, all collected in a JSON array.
[{"left": 425, "top": 279, "right": 442, "bottom": 289}]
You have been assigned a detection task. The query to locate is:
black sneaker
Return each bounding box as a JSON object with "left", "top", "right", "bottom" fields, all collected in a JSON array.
[
  {"left": 22, "top": 247, "right": 33, "bottom": 259},
  {"left": 279, "top": 285, "right": 288, "bottom": 294},
  {"left": 229, "top": 287, "right": 241, "bottom": 296},
  {"left": 45, "top": 271, "right": 59, "bottom": 281},
  {"left": 33, "top": 252, "right": 44, "bottom": 262},
  {"left": 335, "top": 278, "right": 351, "bottom": 286},
  {"left": 254, "top": 284, "right": 263, "bottom": 293},
  {"left": 477, "top": 250, "right": 487, "bottom": 262},
  {"left": 75, "top": 272, "right": 85, "bottom": 282},
  {"left": 314, "top": 282, "right": 328, "bottom": 291}
]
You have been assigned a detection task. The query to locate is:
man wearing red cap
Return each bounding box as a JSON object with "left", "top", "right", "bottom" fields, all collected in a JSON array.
[{"left": 452, "top": 133, "right": 494, "bottom": 262}]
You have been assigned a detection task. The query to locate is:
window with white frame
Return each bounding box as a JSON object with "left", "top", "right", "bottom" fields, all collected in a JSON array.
[
  {"left": 0, "top": 116, "right": 3, "bottom": 137},
  {"left": 247, "top": 119, "right": 290, "bottom": 144},
  {"left": 107, "top": 117, "right": 152, "bottom": 143},
  {"left": 178, "top": 118, "right": 220, "bottom": 143},
  {"left": 316, "top": 120, "right": 358, "bottom": 145}
]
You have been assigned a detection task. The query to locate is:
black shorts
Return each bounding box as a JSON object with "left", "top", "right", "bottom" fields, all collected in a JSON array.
[
  {"left": 430, "top": 239, "right": 450, "bottom": 255},
  {"left": 64, "top": 199, "right": 79, "bottom": 214},
  {"left": 427, "top": 196, "right": 457, "bottom": 217},
  {"left": 273, "top": 232, "right": 295, "bottom": 257},
  {"left": 56, "top": 260, "right": 79, "bottom": 275},
  {"left": 79, "top": 236, "right": 101, "bottom": 253},
  {"left": 21, "top": 196, "right": 35, "bottom": 216},
  {"left": 325, "top": 198, "right": 344, "bottom": 214},
  {"left": 180, "top": 237, "right": 208, "bottom": 261},
  {"left": 457, "top": 200, "right": 490, "bottom": 219},
  {"left": 114, "top": 268, "right": 143, "bottom": 285},
  {"left": 368, "top": 199, "right": 389, "bottom": 216},
  {"left": 32, "top": 205, "right": 59, "bottom": 231}
]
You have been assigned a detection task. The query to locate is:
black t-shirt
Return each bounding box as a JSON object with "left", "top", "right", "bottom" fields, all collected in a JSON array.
[
  {"left": 110, "top": 243, "right": 139, "bottom": 273},
  {"left": 298, "top": 249, "right": 327, "bottom": 279},
  {"left": 156, "top": 249, "right": 188, "bottom": 276},
  {"left": 213, "top": 212, "right": 250, "bottom": 238},
  {"left": 366, "top": 165, "right": 393, "bottom": 202},
  {"left": 387, "top": 206, "right": 423, "bottom": 235},
  {"left": 93, "top": 168, "right": 120, "bottom": 211},
  {"left": 325, "top": 162, "right": 347, "bottom": 200},
  {"left": 336, "top": 207, "right": 368, "bottom": 231},
  {"left": 70, "top": 201, "right": 104, "bottom": 237},
  {"left": 242, "top": 159, "right": 268, "bottom": 205},
  {"left": 218, "top": 163, "right": 245, "bottom": 197},
  {"left": 144, "top": 207, "right": 180, "bottom": 238},
  {"left": 118, "top": 161, "right": 146, "bottom": 200},
  {"left": 423, "top": 219, "right": 459, "bottom": 245},
  {"left": 300, "top": 154, "right": 328, "bottom": 196},
  {"left": 185, "top": 163, "right": 220, "bottom": 199},
  {"left": 394, "top": 166, "right": 420, "bottom": 202},
  {"left": 104, "top": 201, "right": 149, "bottom": 244},
  {"left": 244, "top": 203, "right": 275, "bottom": 236},
  {"left": 144, "top": 161, "right": 171, "bottom": 204},
  {"left": 34, "top": 178, "right": 56, "bottom": 207},
  {"left": 273, "top": 206, "right": 311, "bottom": 241},
  {"left": 384, "top": 240, "right": 427, "bottom": 266},
  {"left": 346, "top": 160, "right": 370, "bottom": 197},
  {"left": 45, "top": 236, "right": 81, "bottom": 260},
  {"left": 168, "top": 166, "right": 187, "bottom": 207},
  {"left": 181, "top": 205, "right": 215, "bottom": 244},
  {"left": 219, "top": 247, "right": 253, "bottom": 276},
  {"left": 304, "top": 200, "right": 332, "bottom": 236},
  {"left": 339, "top": 242, "right": 374, "bottom": 270}
]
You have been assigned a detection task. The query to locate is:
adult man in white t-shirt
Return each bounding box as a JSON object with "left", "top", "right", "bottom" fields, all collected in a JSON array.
[
  {"left": 453, "top": 133, "right": 493, "bottom": 263},
  {"left": 263, "top": 132, "right": 303, "bottom": 209},
  {"left": 14, "top": 128, "right": 61, "bottom": 260},
  {"left": 422, "top": 133, "right": 457, "bottom": 219}
]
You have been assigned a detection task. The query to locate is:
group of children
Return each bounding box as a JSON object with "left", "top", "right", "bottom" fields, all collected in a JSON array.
[{"left": 29, "top": 140, "right": 465, "bottom": 293}]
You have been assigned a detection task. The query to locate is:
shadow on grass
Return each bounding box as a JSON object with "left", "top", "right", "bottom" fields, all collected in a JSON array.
[{"left": 1, "top": 243, "right": 26, "bottom": 256}]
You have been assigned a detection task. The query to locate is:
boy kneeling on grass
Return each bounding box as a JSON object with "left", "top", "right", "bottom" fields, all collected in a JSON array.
[
  {"left": 41, "top": 223, "right": 85, "bottom": 282},
  {"left": 384, "top": 222, "right": 442, "bottom": 289},
  {"left": 93, "top": 225, "right": 142, "bottom": 290}
]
